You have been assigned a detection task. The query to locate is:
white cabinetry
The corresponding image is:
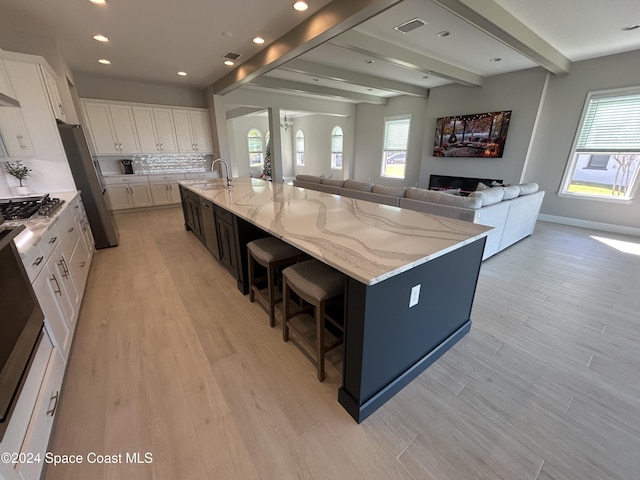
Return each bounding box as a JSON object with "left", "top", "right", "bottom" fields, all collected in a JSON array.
[
  {"left": 0, "top": 330, "right": 60, "bottom": 480},
  {"left": 0, "top": 193, "right": 94, "bottom": 480},
  {"left": 148, "top": 173, "right": 184, "bottom": 205},
  {"left": 173, "top": 109, "right": 213, "bottom": 153},
  {"left": 39, "top": 65, "right": 66, "bottom": 122},
  {"left": 0, "top": 108, "right": 35, "bottom": 157},
  {"left": 0, "top": 51, "right": 75, "bottom": 195},
  {"left": 84, "top": 102, "right": 140, "bottom": 154},
  {"left": 104, "top": 176, "right": 153, "bottom": 210},
  {"left": 132, "top": 106, "right": 178, "bottom": 153}
]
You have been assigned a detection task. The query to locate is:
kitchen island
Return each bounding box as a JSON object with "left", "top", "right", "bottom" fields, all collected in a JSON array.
[{"left": 179, "top": 178, "right": 491, "bottom": 422}]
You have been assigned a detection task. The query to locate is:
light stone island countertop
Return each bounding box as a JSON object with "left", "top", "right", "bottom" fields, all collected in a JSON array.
[{"left": 179, "top": 178, "right": 492, "bottom": 286}]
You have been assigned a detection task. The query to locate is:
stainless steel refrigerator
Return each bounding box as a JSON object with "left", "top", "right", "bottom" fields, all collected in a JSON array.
[{"left": 57, "top": 122, "right": 119, "bottom": 248}]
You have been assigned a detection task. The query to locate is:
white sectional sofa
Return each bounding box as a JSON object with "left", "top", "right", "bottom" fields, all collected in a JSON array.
[{"left": 292, "top": 175, "right": 544, "bottom": 260}]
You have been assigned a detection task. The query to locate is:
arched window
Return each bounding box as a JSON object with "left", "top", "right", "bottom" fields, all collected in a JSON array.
[
  {"left": 247, "top": 129, "right": 263, "bottom": 167},
  {"left": 331, "top": 126, "right": 343, "bottom": 169},
  {"left": 296, "top": 130, "right": 305, "bottom": 166}
]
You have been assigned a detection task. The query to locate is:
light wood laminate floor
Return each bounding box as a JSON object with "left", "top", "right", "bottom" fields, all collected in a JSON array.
[{"left": 45, "top": 208, "right": 640, "bottom": 480}]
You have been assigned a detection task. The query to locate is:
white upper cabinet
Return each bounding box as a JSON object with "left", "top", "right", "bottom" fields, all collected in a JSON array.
[
  {"left": 173, "top": 109, "right": 213, "bottom": 154},
  {"left": 39, "top": 65, "right": 66, "bottom": 122},
  {"left": 83, "top": 101, "right": 140, "bottom": 155},
  {"left": 132, "top": 106, "right": 178, "bottom": 153}
]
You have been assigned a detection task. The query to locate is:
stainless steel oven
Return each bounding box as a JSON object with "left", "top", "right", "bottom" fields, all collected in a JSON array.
[{"left": 0, "top": 226, "right": 44, "bottom": 441}]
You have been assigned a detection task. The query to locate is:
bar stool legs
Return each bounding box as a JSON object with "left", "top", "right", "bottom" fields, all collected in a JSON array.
[
  {"left": 247, "top": 237, "right": 301, "bottom": 327},
  {"left": 282, "top": 260, "right": 345, "bottom": 382}
]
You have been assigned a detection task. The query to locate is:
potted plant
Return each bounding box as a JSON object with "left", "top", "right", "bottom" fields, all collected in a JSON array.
[{"left": 3, "top": 160, "right": 32, "bottom": 195}]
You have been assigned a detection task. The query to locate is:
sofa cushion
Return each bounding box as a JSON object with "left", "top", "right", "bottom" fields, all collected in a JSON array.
[
  {"left": 501, "top": 185, "right": 521, "bottom": 200},
  {"left": 372, "top": 185, "right": 407, "bottom": 197},
  {"left": 321, "top": 178, "right": 345, "bottom": 187},
  {"left": 518, "top": 182, "right": 539, "bottom": 195},
  {"left": 343, "top": 179, "right": 374, "bottom": 192},
  {"left": 295, "top": 175, "right": 322, "bottom": 184},
  {"left": 469, "top": 187, "right": 505, "bottom": 206},
  {"left": 405, "top": 187, "right": 481, "bottom": 208}
]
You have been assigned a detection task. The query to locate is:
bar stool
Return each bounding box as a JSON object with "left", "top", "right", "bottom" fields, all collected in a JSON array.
[
  {"left": 282, "top": 259, "right": 345, "bottom": 381},
  {"left": 247, "top": 237, "right": 302, "bottom": 327}
]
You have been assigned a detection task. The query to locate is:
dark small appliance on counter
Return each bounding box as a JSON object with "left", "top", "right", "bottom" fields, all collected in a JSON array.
[{"left": 121, "top": 159, "right": 134, "bottom": 174}]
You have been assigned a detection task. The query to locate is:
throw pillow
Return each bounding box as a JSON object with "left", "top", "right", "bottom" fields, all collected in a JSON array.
[
  {"left": 502, "top": 185, "right": 520, "bottom": 200},
  {"left": 476, "top": 182, "right": 489, "bottom": 191},
  {"left": 469, "top": 187, "right": 505, "bottom": 206},
  {"left": 518, "top": 182, "right": 539, "bottom": 195},
  {"left": 321, "top": 178, "right": 345, "bottom": 187}
]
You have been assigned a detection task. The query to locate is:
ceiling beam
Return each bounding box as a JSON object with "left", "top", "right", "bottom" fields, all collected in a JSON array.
[
  {"left": 225, "top": 107, "right": 266, "bottom": 120},
  {"left": 330, "top": 30, "right": 484, "bottom": 87},
  {"left": 248, "top": 77, "right": 388, "bottom": 104},
  {"left": 431, "top": 0, "right": 571, "bottom": 75},
  {"left": 280, "top": 59, "right": 427, "bottom": 97},
  {"left": 210, "top": 0, "right": 404, "bottom": 95}
]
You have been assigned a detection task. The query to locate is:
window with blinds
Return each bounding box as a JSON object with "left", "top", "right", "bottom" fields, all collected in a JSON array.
[
  {"left": 331, "top": 126, "right": 343, "bottom": 169},
  {"left": 296, "top": 130, "right": 305, "bottom": 166},
  {"left": 381, "top": 115, "right": 410, "bottom": 178},
  {"left": 247, "top": 129, "right": 263, "bottom": 167},
  {"left": 561, "top": 88, "right": 640, "bottom": 200}
]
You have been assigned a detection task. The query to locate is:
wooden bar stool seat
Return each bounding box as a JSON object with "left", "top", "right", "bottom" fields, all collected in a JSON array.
[
  {"left": 282, "top": 259, "right": 345, "bottom": 381},
  {"left": 247, "top": 237, "right": 302, "bottom": 327}
]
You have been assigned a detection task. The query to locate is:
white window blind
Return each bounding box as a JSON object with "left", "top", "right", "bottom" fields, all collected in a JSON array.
[
  {"left": 331, "top": 127, "right": 343, "bottom": 153},
  {"left": 577, "top": 91, "right": 640, "bottom": 152},
  {"left": 384, "top": 118, "right": 410, "bottom": 150}
]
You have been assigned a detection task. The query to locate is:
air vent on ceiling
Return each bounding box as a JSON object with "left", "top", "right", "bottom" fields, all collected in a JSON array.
[
  {"left": 223, "top": 52, "right": 241, "bottom": 60},
  {"left": 394, "top": 18, "right": 427, "bottom": 34}
]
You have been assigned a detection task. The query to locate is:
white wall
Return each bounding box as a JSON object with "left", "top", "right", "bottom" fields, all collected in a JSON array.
[
  {"left": 354, "top": 96, "right": 429, "bottom": 186},
  {"left": 227, "top": 115, "right": 270, "bottom": 178},
  {"left": 419, "top": 68, "right": 548, "bottom": 188},
  {"left": 74, "top": 73, "right": 206, "bottom": 108},
  {"left": 291, "top": 114, "right": 354, "bottom": 179},
  {"left": 524, "top": 49, "right": 640, "bottom": 229}
]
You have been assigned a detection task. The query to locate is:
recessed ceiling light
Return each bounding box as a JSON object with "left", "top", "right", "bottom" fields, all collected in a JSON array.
[
  {"left": 489, "top": 57, "right": 502, "bottom": 62},
  {"left": 436, "top": 31, "right": 450, "bottom": 38},
  {"left": 221, "top": 31, "right": 233, "bottom": 37},
  {"left": 177, "top": 71, "right": 187, "bottom": 76},
  {"left": 365, "top": 59, "right": 375, "bottom": 64},
  {"left": 93, "top": 34, "right": 109, "bottom": 42},
  {"left": 98, "top": 59, "right": 111, "bottom": 65},
  {"left": 312, "top": 78, "right": 319, "bottom": 82},
  {"left": 224, "top": 60, "right": 235, "bottom": 66},
  {"left": 622, "top": 24, "right": 640, "bottom": 31},
  {"left": 253, "top": 37, "right": 265, "bottom": 44},
  {"left": 293, "top": 1, "right": 308, "bottom": 11},
  {"left": 367, "top": 88, "right": 373, "bottom": 92},
  {"left": 89, "top": 0, "right": 106, "bottom": 4},
  {"left": 422, "top": 75, "right": 429, "bottom": 79}
]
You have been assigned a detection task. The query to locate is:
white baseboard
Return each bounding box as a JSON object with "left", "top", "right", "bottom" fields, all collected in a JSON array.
[{"left": 538, "top": 214, "right": 640, "bottom": 237}]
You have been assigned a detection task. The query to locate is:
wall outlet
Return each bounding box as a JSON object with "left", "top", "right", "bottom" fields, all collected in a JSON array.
[{"left": 409, "top": 284, "right": 421, "bottom": 308}]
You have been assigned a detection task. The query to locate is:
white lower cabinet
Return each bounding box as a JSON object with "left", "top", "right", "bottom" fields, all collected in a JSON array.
[
  {"left": 148, "top": 174, "right": 184, "bottom": 205},
  {"left": 106, "top": 182, "right": 153, "bottom": 210},
  {"left": 0, "top": 329, "right": 61, "bottom": 480},
  {"left": 33, "top": 248, "right": 74, "bottom": 360},
  {"left": 0, "top": 193, "right": 93, "bottom": 480}
]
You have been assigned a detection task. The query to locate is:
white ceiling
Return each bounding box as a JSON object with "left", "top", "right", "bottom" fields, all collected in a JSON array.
[{"left": 0, "top": 0, "right": 639, "bottom": 103}]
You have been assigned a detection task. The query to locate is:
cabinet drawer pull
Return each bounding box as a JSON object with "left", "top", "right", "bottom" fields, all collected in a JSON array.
[
  {"left": 58, "top": 260, "right": 69, "bottom": 278},
  {"left": 47, "top": 391, "right": 60, "bottom": 416},
  {"left": 49, "top": 236, "right": 58, "bottom": 244},
  {"left": 50, "top": 274, "right": 62, "bottom": 295},
  {"left": 33, "top": 256, "right": 44, "bottom": 266},
  {"left": 74, "top": 204, "right": 80, "bottom": 209},
  {"left": 80, "top": 261, "right": 86, "bottom": 268},
  {"left": 68, "top": 227, "right": 74, "bottom": 233}
]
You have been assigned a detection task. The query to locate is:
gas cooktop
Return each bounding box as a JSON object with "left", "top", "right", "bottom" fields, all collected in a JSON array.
[{"left": 0, "top": 194, "right": 65, "bottom": 221}]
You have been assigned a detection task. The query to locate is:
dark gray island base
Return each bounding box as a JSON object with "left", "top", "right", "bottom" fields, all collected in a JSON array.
[
  {"left": 339, "top": 238, "right": 484, "bottom": 422},
  {"left": 178, "top": 180, "right": 489, "bottom": 423}
]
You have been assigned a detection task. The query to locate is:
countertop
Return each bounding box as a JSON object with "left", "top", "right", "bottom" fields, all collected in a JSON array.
[
  {"left": 179, "top": 178, "right": 492, "bottom": 285},
  {"left": 3, "top": 191, "right": 80, "bottom": 256}
]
